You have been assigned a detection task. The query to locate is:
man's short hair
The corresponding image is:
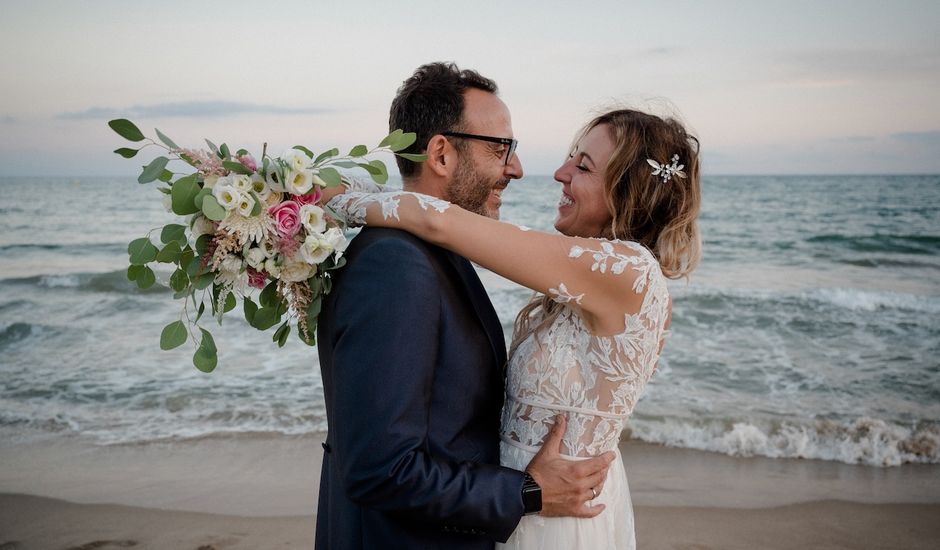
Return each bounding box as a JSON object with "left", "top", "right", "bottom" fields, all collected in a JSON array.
[{"left": 389, "top": 62, "right": 498, "bottom": 178}]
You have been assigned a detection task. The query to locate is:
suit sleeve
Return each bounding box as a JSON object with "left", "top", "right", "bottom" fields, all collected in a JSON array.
[{"left": 328, "top": 235, "right": 525, "bottom": 542}]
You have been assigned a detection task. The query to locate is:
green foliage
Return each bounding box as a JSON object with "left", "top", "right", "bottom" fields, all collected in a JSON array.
[
  {"left": 222, "top": 160, "right": 252, "bottom": 175},
  {"left": 160, "top": 320, "right": 187, "bottom": 350},
  {"left": 252, "top": 306, "right": 281, "bottom": 330},
  {"left": 219, "top": 143, "right": 230, "bottom": 159},
  {"left": 114, "top": 147, "right": 139, "bottom": 158},
  {"left": 194, "top": 187, "right": 212, "bottom": 209},
  {"left": 201, "top": 195, "right": 226, "bottom": 221},
  {"left": 171, "top": 175, "right": 200, "bottom": 215},
  {"left": 317, "top": 167, "right": 343, "bottom": 187},
  {"left": 128, "top": 237, "right": 158, "bottom": 265},
  {"left": 139, "top": 156, "right": 170, "bottom": 184},
  {"left": 293, "top": 145, "right": 315, "bottom": 158},
  {"left": 223, "top": 292, "right": 236, "bottom": 313},
  {"left": 314, "top": 148, "right": 339, "bottom": 164},
  {"left": 192, "top": 272, "right": 215, "bottom": 290},
  {"left": 273, "top": 321, "right": 291, "bottom": 348},
  {"left": 259, "top": 282, "right": 279, "bottom": 308},
  {"left": 193, "top": 328, "right": 218, "bottom": 373},
  {"left": 158, "top": 169, "right": 174, "bottom": 183},
  {"left": 169, "top": 269, "right": 189, "bottom": 292},
  {"left": 155, "top": 128, "right": 179, "bottom": 149},
  {"left": 349, "top": 144, "right": 368, "bottom": 157},
  {"left": 109, "top": 119, "right": 145, "bottom": 142},
  {"left": 379, "top": 129, "right": 418, "bottom": 152},
  {"left": 135, "top": 266, "right": 156, "bottom": 289},
  {"left": 127, "top": 264, "right": 144, "bottom": 281},
  {"left": 195, "top": 235, "right": 212, "bottom": 256},
  {"left": 160, "top": 224, "right": 187, "bottom": 245},
  {"left": 243, "top": 297, "right": 258, "bottom": 325},
  {"left": 396, "top": 153, "right": 428, "bottom": 162},
  {"left": 155, "top": 241, "right": 182, "bottom": 263}
]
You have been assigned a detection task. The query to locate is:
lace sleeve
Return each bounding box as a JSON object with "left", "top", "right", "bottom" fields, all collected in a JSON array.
[{"left": 327, "top": 191, "right": 451, "bottom": 227}]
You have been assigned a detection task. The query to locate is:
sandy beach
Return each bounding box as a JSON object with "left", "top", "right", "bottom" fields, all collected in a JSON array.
[{"left": 2, "top": 433, "right": 938, "bottom": 549}]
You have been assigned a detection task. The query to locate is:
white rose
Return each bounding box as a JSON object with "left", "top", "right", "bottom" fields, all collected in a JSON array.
[
  {"left": 323, "top": 227, "right": 349, "bottom": 258},
  {"left": 300, "top": 234, "right": 333, "bottom": 265},
  {"left": 232, "top": 174, "right": 252, "bottom": 192},
  {"left": 245, "top": 247, "right": 266, "bottom": 269},
  {"left": 285, "top": 170, "right": 314, "bottom": 196},
  {"left": 264, "top": 190, "right": 283, "bottom": 208},
  {"left": 203, "top": 175, "right": 220, "bottom": 189},
  {"left": 279, "top": 259, "right": 314, "bottom": 282},
  {"left": 220, "top": 255, "right": 243, "bottom": 274},
  {"left": 191, "top": 215, "right": 216, "bottom": 237},
  {"left": 282, "top": 148, "right": 312, "bottom": 172},
  {"left": 213, "top": 183, "right": 241, "bottom": 211},
  {"left": 161, "top": 193, "right": 173, "bottom": 212},
  {"left": 236, "top": 192, "right": 256, "bottom": 217},
  {"left": 264, "top": 258, "right": 281, "bottom": 278},
  {"left": 299, "top": 204, "right": 327, "bottom": 234}
]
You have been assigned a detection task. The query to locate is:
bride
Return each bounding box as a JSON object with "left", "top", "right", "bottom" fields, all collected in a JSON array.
[{"left": 329, "top": 108, "right": 701, "bottom": 549}]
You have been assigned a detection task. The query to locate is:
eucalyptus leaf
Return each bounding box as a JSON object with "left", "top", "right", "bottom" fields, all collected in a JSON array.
[
  {"left": 193, "top": 187, "right": 212, "bottom": 209},
  {"left": 273, "top": 321, "right": 290, "bottom": 348},
  {"left": 314, "top": 148, "right": 339, "bottom": 164},
  {"left": 379, "top": 129, "right": 403, "bottom": 149},
  {"left": 114, "top": 147, "right": 139, "bottom": 159},
  {"left": 253, "top": 306, "right": 281, "bottom": 330},
  {"left": 171, "top": 175, "right": 200, "bottom": 215},
  {"left": 356, "top": 162, "right": 382, "bottom": 176},
  {"left": 223, "top": 292, "right": 236, "bottom": 313},
  {"left": 127, "top": 264, "right": 143, "bottom": 281},
  {"left": 154, "top": 128, "right": 179, "bottom": 150},
  {"left": 205, "top": 139, "right": 219, "bottom": 154},
  {"left": 136, "top": 266, "right": 156, "bottom": 289},
  {"left": 160, "top": 320, "right": 187, "bottom": 350},
  {"left": 193, "top": 328, "right": 218, "bottom": 372},
  {"left": 139, "top": 156, "right": 170, "bottom": 184},
  {"left": 186, "top": 255, "right": 204, "bottom": 277},
  {"left": 222, "top": 160, "right": 252, "bottom": 175},
  {"left": 259, "top": 282, "right": 278, "bottom": 308},
  {"left": 201, "top": 195, "right": 226, "bottom": 221},
  {"left": 293, "top": 145, "right": 315, "bottom": 158},
  {"left": 195, "top": 301, "right": 206, "bottom": 323},
  {"left": 158, "top": 169, "right": 174, "bottom": 183},
  {"left": 333, "top": 161, "right": 360, "bottom": 169},
  {"left": 249, "top": 190, "right": 262, "bottom": 217},
  {"left": 390, "top": 132, "right": 418, "bottom": 152},
  {"left": 219, "top": 143, "right": 230, "bottom": 159},
  {"left": 195, "top": 235, "right": 212, "bottom": 256},
  {"left": 155, "top": 241, "right": 182, "bottom": 263},
  {"left": 160, "top": 224, "right": 187, "bottom": 245},
  {"left": 109, "top": 119, "right": 145, "bottom": 142},
  {"left": 244, "top": 297, "right": 258, "bottom": 325},
  {"left": 317, "top": 167, "right": 343, "bottom": 187},
  {"left": 193, "top": 272, "right": 215, "bottom": 290},
  {"left": 128, "top": 237, "right": 158, "bottom": 265},
  {"left": 349, "top": 144, "right": 368, "bottom": 157},
  {"left": 169, "top": 268, "right": 189, "bottom": 292},
  {"left": 396, "top": 153, "right": 428, "bottom": 162}
]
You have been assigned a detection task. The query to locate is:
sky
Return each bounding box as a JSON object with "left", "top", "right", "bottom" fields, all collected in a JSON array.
[{"left": 1, "top": 0, "right": 938, "bottom": 176}]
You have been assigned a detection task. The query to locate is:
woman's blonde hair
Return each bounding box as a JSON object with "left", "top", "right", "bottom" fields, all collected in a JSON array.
[{"left": 510, "top": 109, "right": 701, "bottom": 354}]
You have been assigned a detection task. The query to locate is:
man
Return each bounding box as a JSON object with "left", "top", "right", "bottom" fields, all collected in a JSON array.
[{"left": 316, "top": 62, "right": 612, "bottom": 549}]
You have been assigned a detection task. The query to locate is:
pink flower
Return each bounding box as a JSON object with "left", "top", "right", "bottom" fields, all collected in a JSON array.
[
  {"left": 238, "top": 154, "right": 258, "bottom": 173},
  {"left": 278, "top": 235, "right": 300, "bottom": 258},
  {"left": 295, "top": 187, "right": 322, "bottom": 206},
  {"left": 269, "top": 200, "right": 301, "bottom": 237},
  {"left": 247, "top": 267, "right": 267, "bottom": 289}
]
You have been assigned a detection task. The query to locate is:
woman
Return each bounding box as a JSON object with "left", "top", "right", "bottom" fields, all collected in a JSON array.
[{"left": 329, "top": 108, "right": 701, "bottom": 549}]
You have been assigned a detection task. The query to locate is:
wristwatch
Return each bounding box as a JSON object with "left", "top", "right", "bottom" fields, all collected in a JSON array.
[{"left": 521, "top": 471, "right": 542, "bottom": 515}]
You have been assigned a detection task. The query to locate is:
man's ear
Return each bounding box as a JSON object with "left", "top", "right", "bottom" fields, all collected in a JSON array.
[{"left": 424, "top": 135, "right": 455, "bottom": 178}]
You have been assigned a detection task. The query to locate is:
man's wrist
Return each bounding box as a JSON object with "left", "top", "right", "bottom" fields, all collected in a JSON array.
[{"left": 521, "top": 471, "right": 542, "bottom": 515}]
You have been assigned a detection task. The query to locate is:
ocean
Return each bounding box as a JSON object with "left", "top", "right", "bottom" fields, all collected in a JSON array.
[{"left": 1, "top": 175, "right": 938, "bottom": 467}]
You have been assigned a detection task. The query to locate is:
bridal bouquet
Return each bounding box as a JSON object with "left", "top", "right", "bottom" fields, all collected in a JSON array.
[{"left": 109, "top": 119, "right": 423, "bottom": 372}]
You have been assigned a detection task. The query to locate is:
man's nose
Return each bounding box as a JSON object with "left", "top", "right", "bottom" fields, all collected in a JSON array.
[{"left": 505, "top": 152, "right": 524, "bottom": 180}]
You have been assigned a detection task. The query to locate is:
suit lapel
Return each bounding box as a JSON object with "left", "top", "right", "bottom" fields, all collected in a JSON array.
[{"left": 444, "top": 252, "right": 507, "bottom": 369}]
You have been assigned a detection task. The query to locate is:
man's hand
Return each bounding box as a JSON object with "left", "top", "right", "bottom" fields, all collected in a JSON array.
[{"left": 524, "top": 415, "right": 615, "bottom": 518}]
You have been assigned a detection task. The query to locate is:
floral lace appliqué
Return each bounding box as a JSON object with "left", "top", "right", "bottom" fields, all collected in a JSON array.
[
  {"left": 548, "top": 282, "right": 584, "bottom": 305},
  {"left": 327, "top": 191, "right": 451, "bottom": 226}
]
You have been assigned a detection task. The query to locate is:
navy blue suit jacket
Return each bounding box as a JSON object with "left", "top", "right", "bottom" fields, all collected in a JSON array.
[{"left": 315, "top": 227, "right": 525, "bottom": 549}]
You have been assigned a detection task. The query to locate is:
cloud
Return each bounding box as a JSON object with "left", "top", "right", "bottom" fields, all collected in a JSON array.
[
  {"left": 1, "top": 115, "right": 15, "bottom": 123},
  {"left": 891, "top": 130, "right": 940, "bottom": 144},
  {"left": 771, "top": 48, "right": 940, "bottom": 84},
  {"left": 829, "top": 135, "right": 876, "bottom": 143},
  {"left": 57, "top": 101, "right": 331, "bottom": 120},
  {"left": 640, "top": 47, "right": 679, "bottom": 56}
]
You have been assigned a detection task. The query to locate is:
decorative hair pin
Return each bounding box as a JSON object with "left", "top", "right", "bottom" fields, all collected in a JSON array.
[{"left": 647, "top": 154, "right": 686, "bottom": 183}]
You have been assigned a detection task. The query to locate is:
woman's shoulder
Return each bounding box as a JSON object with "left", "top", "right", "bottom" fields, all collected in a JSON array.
[{"left": 568, "top": 238, "right": 664, "bottom": 289}]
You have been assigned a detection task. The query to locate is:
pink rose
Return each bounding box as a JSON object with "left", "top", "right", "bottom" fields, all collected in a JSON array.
[
  {"left": 247, "top": 267, "right": 267, "bottom": 289},
  {"left": 295, "top": 187, "right": 322, "bottom": 206},
  {"left": 269, "top": 200, "right": 301, "bottom": 237},
  {"left": 238, "top": 154, "right": 258, "bottom": 173}
]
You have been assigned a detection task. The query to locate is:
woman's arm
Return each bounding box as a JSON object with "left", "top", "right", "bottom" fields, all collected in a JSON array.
[{"left": 329, "top": 191, "right": 657, "bottom": 334}]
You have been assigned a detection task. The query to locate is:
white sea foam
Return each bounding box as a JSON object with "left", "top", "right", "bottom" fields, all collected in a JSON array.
[{"left": 627, "top": 416, "right": 940, "bottom": 467}]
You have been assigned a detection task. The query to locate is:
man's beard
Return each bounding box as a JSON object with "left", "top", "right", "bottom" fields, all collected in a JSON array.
[{"left": 443, "top": 153, "right": 498, "bottom": 219}]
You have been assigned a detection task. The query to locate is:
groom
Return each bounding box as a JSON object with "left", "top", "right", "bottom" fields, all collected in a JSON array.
[{"left": 315, "top": 62, "right": 613, "bottom": 549}]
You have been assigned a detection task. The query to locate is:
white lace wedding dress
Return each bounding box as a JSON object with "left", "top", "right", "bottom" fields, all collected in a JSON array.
[{"left": 498, "top": 240, "right": 669, "bottom": 550}]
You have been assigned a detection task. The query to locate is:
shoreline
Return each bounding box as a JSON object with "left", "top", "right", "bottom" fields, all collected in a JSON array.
[{"left": 2, "top": 433, "right": 939, "bottom": 548}]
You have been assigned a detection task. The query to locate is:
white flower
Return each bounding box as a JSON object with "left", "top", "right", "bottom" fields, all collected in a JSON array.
[
  {"left": 232, "top": 174, "right": 252, "bottom": 192},
  {"left": 282, "top": 148, "right": 312, "bottom": 172},
  {"left": 300, "top": 234, "right": 333, "bottom": 264},
  {"left": 312, "top": 174, "right": 327, "bottom": 188},
  {"left": 220, "top": 255, "right": 243, "bottom": 274},
  {"left": 264, "top": 258, "right": 281, "bottom": 278},
  {"left": 250, "top": 174, "right": 271, "bottom": 200},
  {"left": 213, "top": 183, "right": 242, "bottom": 211},
  {"left": 161, "top": 193, "right": 173, "bottom": 212},
  {"left": 299, "top": 204, "right": 327, "bottom": 234},
  {"left": 245, "top": 247, "right": 267, "bottom": 269},
  {"left": 265, "top": 164, "right": 286, "bottom": 193},
  {"left": 285, "top": 170, "right": 314, "bottom": 195},
  {"left": 278, "top": 259, "right": 314, "bottom": 282},
  {"left": 235, "top": 192, "right": 256, "bottom": 217},
  {"left": 203, "top": 175, "right": 220, "bottom": 189},
  {"left": 260, "top": 238, "right": 278, "bottom": 258},
  {"left": 322, "top": 227, "right": 348, "bottom": 258},
  {"left": 190, "top": 215, "right": 216, "bottom": 237},
  {"left": 264, "top": 190, "right": 283, "bottom": 208}
]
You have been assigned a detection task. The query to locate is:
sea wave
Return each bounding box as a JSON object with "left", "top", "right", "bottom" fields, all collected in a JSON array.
[
  {"left": 806, "top": 233, "right": 940, "bottom": 255},
  {"left": 1, "top": 270, "right": 169, "bottom": 294},
  {"left": 0, "top": 242, "right": 126, "bottom": 254},
  {"left": 674, "top": 285, "right": 940, "bottom": 315},
  {"left": 0, "top": 322, "right": 49, "bottom": 349},
  {"left": 626, "top": 416, "right": 940, "bottom": 467}
]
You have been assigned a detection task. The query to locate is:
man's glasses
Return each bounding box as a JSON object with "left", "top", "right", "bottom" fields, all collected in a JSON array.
[{"left": 441, "top": 132, "right": 518, "bottom": 165}]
